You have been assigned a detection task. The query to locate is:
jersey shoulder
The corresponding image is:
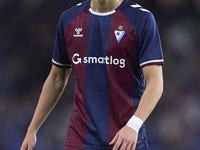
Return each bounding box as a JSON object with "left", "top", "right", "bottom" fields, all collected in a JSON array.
[
  {"left": 59, "top": 0, "right": 90, "bottom": 29},
  {"left": 120, "top": 1, "right": 155, "bottom": 25},
  {"left": 124, "top": 1, "right": 152, "bottom": 15},
  {"left": 119, "top": 1, "right": 157, "bottom": 34}
]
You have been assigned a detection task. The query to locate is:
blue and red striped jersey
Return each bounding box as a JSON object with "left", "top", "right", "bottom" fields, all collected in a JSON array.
[{"left": 52, "top": 0, "right": 164, "bottom": 149}]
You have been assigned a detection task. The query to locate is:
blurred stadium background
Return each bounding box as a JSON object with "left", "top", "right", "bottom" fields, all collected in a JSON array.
[{"left": 0, "top": 0, "right": 200, "bottom": 149}]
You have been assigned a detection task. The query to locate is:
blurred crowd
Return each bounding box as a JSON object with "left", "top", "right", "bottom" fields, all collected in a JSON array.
[{"left": 0, "top": 0, "right": 200, "bottom": 150}]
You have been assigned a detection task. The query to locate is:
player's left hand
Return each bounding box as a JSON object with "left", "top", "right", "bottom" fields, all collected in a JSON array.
[{"left": 109, "top": 126, "right": 138, "bottom": 150}]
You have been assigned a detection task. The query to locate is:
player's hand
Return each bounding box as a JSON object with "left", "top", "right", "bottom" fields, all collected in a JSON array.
[
  {"left": 20, "top": 131, "right": 37, "bottom": 150},
  {"left": 109, "top": 126, "right": 138, "bottom": 150}
]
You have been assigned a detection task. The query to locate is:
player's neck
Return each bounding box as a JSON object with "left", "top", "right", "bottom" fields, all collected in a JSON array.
[{"left": 90, "top": 0, "right": 123, "bottom": 13}]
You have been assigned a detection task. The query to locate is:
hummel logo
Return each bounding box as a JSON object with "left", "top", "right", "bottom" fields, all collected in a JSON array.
[{"left": 74, "top": 28, "right": 83, "bottom": 37}]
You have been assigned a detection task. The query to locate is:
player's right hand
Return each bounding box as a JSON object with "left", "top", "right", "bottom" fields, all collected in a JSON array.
[{"left": 20, "top": 131, "right": 37, "bottom": 150}]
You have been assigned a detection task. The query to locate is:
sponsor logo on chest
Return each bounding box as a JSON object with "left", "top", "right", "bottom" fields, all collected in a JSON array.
[{"left": 72, "top": 53, "right": 125, "bottom": 68}]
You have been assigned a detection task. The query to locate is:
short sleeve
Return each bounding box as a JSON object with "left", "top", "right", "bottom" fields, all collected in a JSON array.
[
  {"left": 138, "top": 13, "right": 164, "bottom": 68},
  {"left": 52, "top": 13, "right": 72, "bottom": 68}
]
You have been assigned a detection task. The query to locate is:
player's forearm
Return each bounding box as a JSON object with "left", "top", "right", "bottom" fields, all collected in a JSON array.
[
  {"left": 134, "top": 74, "right": 163, "bottom": 122},
  {"left": 28, "top": 67, "right": 71, "bottom": 133}
]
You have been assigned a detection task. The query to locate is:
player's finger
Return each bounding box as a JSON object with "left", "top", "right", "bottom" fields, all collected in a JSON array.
[
  {"left": 126, "top": 142, "right": 132, "bottom": 150},
  {"left": 28, "top": 146, "right": 33, "bottom": 150},
  {"left": 20, "top": 143, "right": 27, "bottom": 150},
  {"left": 112, "top": 137, "right": 122, "bottom": 150},
  {"left": 131, "top": 142, "right": 136, "bottom": 150},
  {"left": 27, "top": 143, "right": 35, "bottom": 150},
  {"left": 109, "top": 133, "right": 119, "bottom": 145},
  {"left": 119, "top": 141, "right": 128, "bottom": 150}
]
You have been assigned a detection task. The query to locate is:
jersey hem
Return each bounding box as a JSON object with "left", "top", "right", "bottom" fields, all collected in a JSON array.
[
  {"left": 65, "top": 143, "right": 83, "bottom": 150},
  {"left": 65, "top": 140, "right": 149, "bottom": 150},
  {"left": 65, "top": 142, "right": 111, "bottom": 150},
  {"left": 65, "top": 143, "right": 149, "bottom": 150}
]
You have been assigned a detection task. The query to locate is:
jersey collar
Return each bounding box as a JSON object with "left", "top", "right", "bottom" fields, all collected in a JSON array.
[{"left": 89, "top": 0, "right": 128, "bottom": 16}]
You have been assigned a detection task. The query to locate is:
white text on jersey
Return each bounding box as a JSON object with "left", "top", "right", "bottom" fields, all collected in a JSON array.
[{"left": 72, "top": 53, "right": 125, "bottom": 68}]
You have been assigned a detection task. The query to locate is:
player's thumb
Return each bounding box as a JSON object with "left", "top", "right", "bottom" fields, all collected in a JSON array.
[
  {"left": 109, "top": 133, "right": 119, "bottom": 145},
  {"left": 27, "top": 142, "right": 35, "bottom": 150},
  {"left": 20, "top": 143, "right": 28, "bottom": 150}
]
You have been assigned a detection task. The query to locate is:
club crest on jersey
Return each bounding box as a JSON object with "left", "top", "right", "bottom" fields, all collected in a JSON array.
[
  {"left": 74, "top": 28, "right": 83, "bottom": 37},
  {"left": 114, "top": 26, "right": 125, "bottom": 43}
]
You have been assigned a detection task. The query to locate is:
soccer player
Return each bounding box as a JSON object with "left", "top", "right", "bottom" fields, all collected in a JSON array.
[{"left": 20, "top": 0, "right": 164, "bottom": 150}]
